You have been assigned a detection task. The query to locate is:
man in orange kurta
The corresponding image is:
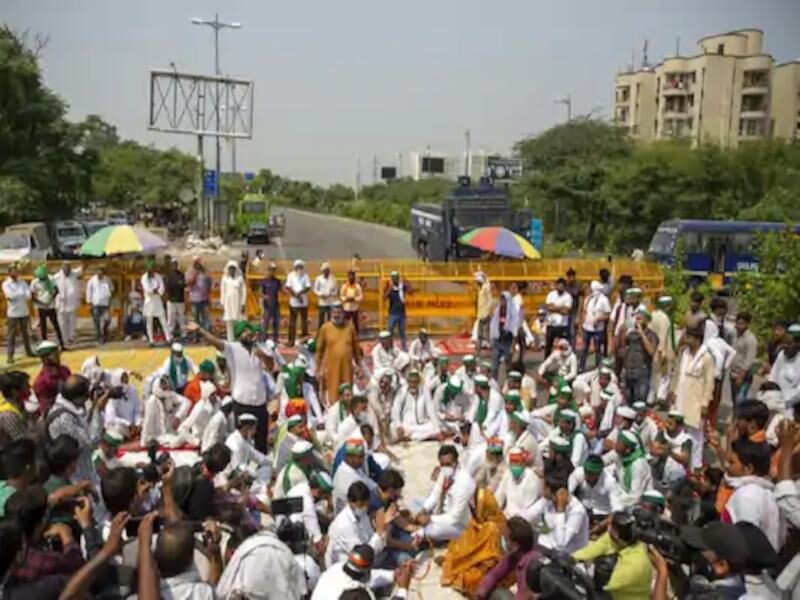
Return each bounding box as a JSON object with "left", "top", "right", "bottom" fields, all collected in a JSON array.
[{"left": 316, "top": 304, "right": 361, "bottom": 407}]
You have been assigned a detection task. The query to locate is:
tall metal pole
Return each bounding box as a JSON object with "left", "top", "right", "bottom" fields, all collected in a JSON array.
[
  {"left": 213, "top": 14, "right": 221, "bottom": 233},
  {"left": 555, "top": 95, "right": 572, "bottom": 122},
  {"left": 464, "top": 129, "right": 471, "bottom": 178}
]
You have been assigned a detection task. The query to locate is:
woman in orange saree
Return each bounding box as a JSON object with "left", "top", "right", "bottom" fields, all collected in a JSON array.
[{"left": 440, "top": 487, "right": 510, "bottom": 596}]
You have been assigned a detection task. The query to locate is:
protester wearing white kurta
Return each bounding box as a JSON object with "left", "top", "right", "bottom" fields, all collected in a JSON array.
[
  {"left": 495, "top": 468, "right": 542, "bottom": 518},
  {"left": 221, "top": 261, "right": 247, "bottom": 342},
  {"left": 140, "top": 379, "right": 191, "bottom": 446},
  {"left": 325, "top": 504, "right": 386, "bottom": 568},
  {"left": 770, "top": 348, "right": 800, "bottom": 408},
  {"left": 332, "top": 459, "right": 376, "bottom": 515},
  {"left": 521, "top": 495, "right": 590, "bottom": 554},
  {"left": 53, "top": 266, "right": 81, "bottom": 343},
  {"left": 103, "top": 369, "right": 140, "bottom": 435},
  {"left": 409, "top": 335, "right": 439, "bottom": 365},
  {"left": 726, "top": 476, "right": 785, "bottom": 552},
  {"left": 390, "top": 383, "right": 440, "bottom": 441},
  {"left": 178, "top": 381, "right": 217, "bottom": 445},
  {"left": 225, "top": 428, "right": 271, "bottom": 468},
  {"left": 201, "top": 409, "right": 230, "bottom": 453},
  {"left": 469, "top": 383, "right": 504, "bottom": 439},
  {"left": 417, "top": 468, "right": 476, "bottom": 542},
  {"left": 568, "top": 467, "right": 615, "bottom": 519},
  {"left": 286, "top": 480, "right": 325, "bottom": 544},
  {"left": 432, "top": 381, "right": 473, "bottom": 435},
  {"left": 610, "top": 454, "right": 654, "bottom": 511},
  {"left": 538, "top": 346, "right": 578, "bottom": 383},
  {"left": 371, "top": 339, "right": 397, "bottom": 372},
  {"left": 141, "top": 271, "right": 170, "bottom": 343}
]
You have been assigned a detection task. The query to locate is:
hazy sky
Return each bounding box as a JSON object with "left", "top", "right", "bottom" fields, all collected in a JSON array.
[{"left": 4, "top": 0, "right": 800, "bottom": 185}]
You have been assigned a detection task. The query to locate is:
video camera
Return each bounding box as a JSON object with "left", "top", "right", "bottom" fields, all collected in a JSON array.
[
  {"left": 273, "top": 497, "right": 307, "bottom": 555},
  {"left": 630, "top": 507, "right": 688, "bottom": 564},
  {"left": 528, "top": 547, "right": 597, "bottom": 600}
]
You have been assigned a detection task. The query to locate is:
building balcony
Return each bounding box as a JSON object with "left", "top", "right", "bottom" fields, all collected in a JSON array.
[
  {"left": 662, "top": 84, "right": 692, "bottom": 96},
  {"left": 740, "top": 109, "right": 767, "bottom": 119},
  {"left": 663, "top": 111, "right": 692, "bottom": 119},
  {"left": 741, "top": 85, "right": 769, "bottom": 95}
]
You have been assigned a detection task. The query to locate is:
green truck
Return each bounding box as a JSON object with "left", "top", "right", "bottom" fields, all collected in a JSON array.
[{"left": 238, "top": 193, "right": 271, "bottom": 244}]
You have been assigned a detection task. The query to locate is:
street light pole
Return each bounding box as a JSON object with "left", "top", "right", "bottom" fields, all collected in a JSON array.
[
  {"left": 555, "top": 94, "right": 572, "bottom": 122},
  {"left": 191, "top": 14, "right": 241, "bottom": 233}
]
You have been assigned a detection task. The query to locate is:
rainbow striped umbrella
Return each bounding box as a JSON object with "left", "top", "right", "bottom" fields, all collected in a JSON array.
[
  {"left": 458, "top": 226, "right": 541, "bottom": 259},
  {"left": 79, "top": 225, "right": 168, "bottom": 257}
]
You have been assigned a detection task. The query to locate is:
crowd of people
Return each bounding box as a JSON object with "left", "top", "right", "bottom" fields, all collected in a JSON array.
[{"left": 0, "top": 259, "right": 798, "bottom": 599}]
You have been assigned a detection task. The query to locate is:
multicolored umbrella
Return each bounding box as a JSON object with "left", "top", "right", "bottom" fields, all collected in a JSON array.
[
  {"left": 79, "top": 225, "right": 168, "bottom": 257},
  {"left": 458, "top": 226, "right": 541, "bottom": 259}
]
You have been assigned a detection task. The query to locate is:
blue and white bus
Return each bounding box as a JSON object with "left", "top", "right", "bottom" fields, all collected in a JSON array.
[{"left": 647, "top": 219, "right": 800, "bottom": 281}]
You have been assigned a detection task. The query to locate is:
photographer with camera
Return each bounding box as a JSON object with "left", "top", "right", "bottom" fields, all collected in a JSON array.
[
  {"left": 572, "top": 511, "right": 652, "bottom": 599},
  {"left": 134, "top": 510, "right": 220, "bottom": 599},
  {"left": 45, "top": 374, "right": 110, "bottom": 485}
]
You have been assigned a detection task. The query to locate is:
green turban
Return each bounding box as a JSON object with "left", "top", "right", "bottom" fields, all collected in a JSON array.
[
  {"left": 233, "top": 321, "right": 254, "bottom": 339},
  {"left": 199, "top": 359, "right": 216, "bottom": 374},
  {"left": 34, "top": 264, "right": 48, "bottom": 279}
]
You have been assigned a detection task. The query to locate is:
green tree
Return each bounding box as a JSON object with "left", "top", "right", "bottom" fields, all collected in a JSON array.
[
  {"left": 0, "top": 26, "right": 94, "bottom": 224},
  {"left": 734, "top": 230, "right": 800, "bottom": 340}
]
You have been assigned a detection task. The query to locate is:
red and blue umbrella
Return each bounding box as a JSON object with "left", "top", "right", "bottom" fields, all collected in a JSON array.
[{"left": 458, "top": 226, "right": 541, "bottom": 259}]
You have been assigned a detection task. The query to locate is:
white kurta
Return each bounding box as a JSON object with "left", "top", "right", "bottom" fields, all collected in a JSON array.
[
  {"left": 610, "top": 455, "right": 654, "bottom": 511},
  {"left": 521, "top": 496, "right": 590, "bottom": 554},
  {"left": 420, "top": 469, "right": 475, "bottom": 541},
  {"left": 332, "top": 459, "right": 376, "bottom": 515},
  {"left": 409, "top": 338, "right": 439, "bottom": 364},
  {"left": 432, "top": 384, "right": 474, "bottom": 434},
  {"left": 325, "top": 504, "right": 385, "bottom": 568},
  {"left": 220, "top": 271, "right": 247, "bottom": 322},
  {"left": 371, "top": 344, "right": 397, "bottom": 371},
  {"left": 178, "top": 398, "right": 216, "bottom": 445},
  {"left": 726, "top": 477, "right": 785, "bottom": 552},
  {"left": 225, "top": 429, "right": 271, "bottom": 468},
  {"left": 201, "top": 411, "right": 230, "bottom": 453},
  {"left": 568, "top": 467, "right": 615, "bottom": 518},
  {"left": 53, "top": 269, "right": 81, "bottom": 312},
  {"left": 390, "top": 385, "right": 440, "bottom": 441},
  {"left": 469, "top": 388, "right": 504, "bottom": 439},
  {"left": 770, "top": 350, "right": 800, "bottom": 407},
  {"left": 495, "top": 468, "right": 542, "bottom": 518},
  {"left": 141, "top": 273, "right": 166, "bottom": 318}
]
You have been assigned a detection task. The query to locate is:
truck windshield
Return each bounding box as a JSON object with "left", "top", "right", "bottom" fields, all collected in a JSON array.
[
  {"left": 241, "top": 201, "right": 266, "bottom": 214},
  {"left": 58, "top": 227, "right": 85, "bottom": 238},
  {"left": 0, "top": 234, "right": 29, "bottom": 249},
  {"left": 453, "top": 210, "right": 509, "bottom": 229},
  {"left": 648, "top": 229, "right": 677, "bottom": 255}
]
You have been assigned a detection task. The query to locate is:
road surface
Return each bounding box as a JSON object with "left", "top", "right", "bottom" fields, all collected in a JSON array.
[{"left": 239, "top": 208, "right": 415, "bottom": 262}]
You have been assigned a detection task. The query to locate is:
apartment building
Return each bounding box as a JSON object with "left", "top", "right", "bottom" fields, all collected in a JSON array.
[{"left": 614, "top": 29, "right": 800, "bottom": 145}]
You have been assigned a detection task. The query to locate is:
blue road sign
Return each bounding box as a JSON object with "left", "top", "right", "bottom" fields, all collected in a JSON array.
[
  {"left": 244, "top": 171, "right": 255, "bottom": 182},
  {"left": 530, "top": 218, "right": 544, "bottom": 251},
  {"left": 203, "top": 170, "right": 218, "bottom": 196}
]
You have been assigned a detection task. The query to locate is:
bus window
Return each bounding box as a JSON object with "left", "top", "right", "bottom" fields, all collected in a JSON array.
[
  {"left": 679, "top": 231, "right": 704, "bottom": 253},
  {"left": 730, "top": 233, "right": 754, "bottom": 254}
]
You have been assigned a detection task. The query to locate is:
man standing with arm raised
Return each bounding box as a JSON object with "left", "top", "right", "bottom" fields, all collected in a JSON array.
[{"left": 187, "top": 319, "right": 271, "bottom": 454}]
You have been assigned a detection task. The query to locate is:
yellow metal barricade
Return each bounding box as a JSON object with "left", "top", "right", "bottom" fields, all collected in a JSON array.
[{"left": 0, "top": 258, "right": 663, "bottom": 341}]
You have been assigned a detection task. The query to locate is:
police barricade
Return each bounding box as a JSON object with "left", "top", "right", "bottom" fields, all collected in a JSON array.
[{"left": 0, "top": 258, "right": 663, "bottom": 342}]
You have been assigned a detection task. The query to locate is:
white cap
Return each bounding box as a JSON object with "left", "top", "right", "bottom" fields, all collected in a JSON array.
[
  {"left": 473, "top": 374, "right": 489, "bottom": 386},
  {"left": 291, "top": 440, "right": 313, "bottom": 455},
  {"left": 321, "top": 262, "right": 330, "bottom": 270},
  {"left": 378, "top": 330, "right": 391, "bottom": 339},
  {"left": 293, "top": 259, "right": 305, "bottom": 268},
  {"left": 578, "top": 405, "right": 594, "bottom": 417},
  {"left": 238, "top": 413, "right": 258, "bottom": 426},
  {"left": 171, "top": 342, "right": 184, "bottom": 353},
  {"left": 616, "top": 406, "right": 636, "bottom": 420},
  {"left": 36, "top": 340, "right": 59, "bottom": 355}
]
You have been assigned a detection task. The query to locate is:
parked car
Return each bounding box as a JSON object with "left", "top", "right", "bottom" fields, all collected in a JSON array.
[
  {"left": 107, "top": 210, "right": 129, "bottom": 225},
  {"left": 0, "top": 222, "right": 53, "bottom": 263},
  {"left": 53, "top": 220, "right": 87, "bottom": 258},
  {"left": 83, "top": 220, "right": 110, "bottom": 236}
]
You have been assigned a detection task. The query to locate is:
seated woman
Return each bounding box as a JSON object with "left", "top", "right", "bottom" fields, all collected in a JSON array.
[{"left": 440, "top": 487, "right": 510, "bottom": 597}]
